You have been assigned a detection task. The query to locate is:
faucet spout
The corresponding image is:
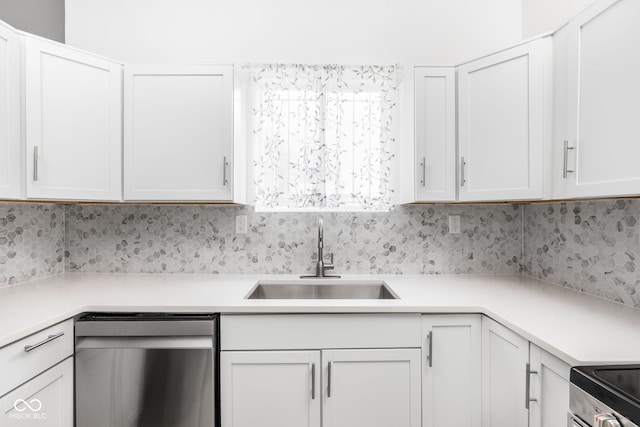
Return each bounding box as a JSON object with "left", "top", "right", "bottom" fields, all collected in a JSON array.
[{"left": 300, "top": 218, "right": 340, "bottom": 279}]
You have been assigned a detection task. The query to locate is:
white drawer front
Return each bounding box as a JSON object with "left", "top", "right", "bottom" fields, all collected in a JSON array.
[
  {"left": 221, "top": 314, "right": 421, "bottom": 350},
  {"left": 0, "top": 358, "right": 73, "bottom": 427},
  {"left": 0, "top": 320, "right": 73, "bottom": 397}
]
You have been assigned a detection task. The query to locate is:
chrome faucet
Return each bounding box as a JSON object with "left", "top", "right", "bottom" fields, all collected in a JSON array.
[{"left": 301, "top": 219, "right": 340, "bottom": 279}]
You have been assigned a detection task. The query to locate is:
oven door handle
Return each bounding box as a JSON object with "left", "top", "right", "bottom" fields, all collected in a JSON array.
[{"left": 75, "top": 336, "right": 213, "bottom": 350}]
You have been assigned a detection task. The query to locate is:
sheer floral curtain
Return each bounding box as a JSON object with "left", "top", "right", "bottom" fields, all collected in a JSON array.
[{"left": 250, "top": 64, "right": 397, "bottom": 211}]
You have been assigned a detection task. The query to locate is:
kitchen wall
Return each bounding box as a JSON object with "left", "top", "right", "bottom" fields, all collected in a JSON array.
[
  {"left": 521, "top": 0, "right": 597, "bottom": 38},
  {"left": 0, "top": 0, "right": 65, "bottom": 42},
  {"left": 3, "top": 0, "right": 639, "bottom": 310},
  {"left": 64, "top": 204, "right": 522, "bottom": 276},
  {"left": 0, "top": 203, "right": 64, "bottom": 286},
  {"left": 64, "top": 0, "right": 522, "bottom": 66},
  {"left": 523, "top": 199, "right": 640, "bottom": 308}
]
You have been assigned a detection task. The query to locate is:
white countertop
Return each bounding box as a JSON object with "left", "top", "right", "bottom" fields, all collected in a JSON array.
[{"left": 1, "top": 273, "right": 639, "bottom": 366}]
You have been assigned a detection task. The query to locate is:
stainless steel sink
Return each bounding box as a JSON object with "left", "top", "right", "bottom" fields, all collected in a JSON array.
[{"left": 245, "top": 280, "right": 398, "bottom": 300}]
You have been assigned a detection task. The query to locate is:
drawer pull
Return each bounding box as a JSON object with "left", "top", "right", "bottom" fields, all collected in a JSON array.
[{"left": 24, "top": 332, "right": 65, "bottom": 353}]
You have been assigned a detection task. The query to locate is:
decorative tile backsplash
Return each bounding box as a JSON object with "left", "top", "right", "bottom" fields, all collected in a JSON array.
[
  {"left": 0, "top": 203, "right": 64, "bottom": 286},
  {"left": 2, "top": 199, "right": 640, "bottom": 310},
  {"left": 64, "top": 204, "right": 523, "bottom": 275},
  {"left": 523, "top": 199, "right": 640, "bottom": 308}
]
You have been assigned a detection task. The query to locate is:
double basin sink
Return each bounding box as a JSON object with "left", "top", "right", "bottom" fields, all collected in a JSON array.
[{"left": 246, "top": 280, "right": 398, "bottom": 300}]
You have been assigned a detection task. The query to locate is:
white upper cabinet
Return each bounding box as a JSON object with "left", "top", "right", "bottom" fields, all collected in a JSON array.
[
  {"left": 458, "top": 37, "right": 552, "bottom": 202},
  {"left": 550, "top": 23, "right": 572, "bottom": 200},
  {"left": 0, "top": 22, "right": 22, "bottom": 200},
  {"left": 557, "top": 0, "right": 640, "bottom": 198},
  {"left": 124, "top": 65, "right": 234, "bottom": 201},
  {"left": 24, "top": 36, "right": 122, "bottom": 201},
  {"left": 398, "top": 67, "right": 456, "bottom": 203}
]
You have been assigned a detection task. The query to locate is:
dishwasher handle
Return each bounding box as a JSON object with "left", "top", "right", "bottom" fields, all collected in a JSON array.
[
  {"left": 75, "top": 317, "right": 216, "bottom": 337},
  {"left": 75, "top": 335, "right": 214, "bottom": 350}
]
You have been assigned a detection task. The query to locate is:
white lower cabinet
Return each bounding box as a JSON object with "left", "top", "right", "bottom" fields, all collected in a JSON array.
[
  {"left": 529, "top": 344, "right": 571, "bottom": 427},
  {"left": 221, "top": 348, "right": 420, "bottom": 427},
  {"left": 482, "top": 317, "right": 572, "bottom": 427},
  {"left": 481, "top": 317, "right": 530, "bottom": 427},
  {"left": 0, "top": 319, "right": 74, "bottom": 427},
  {"left": 422, "top": 315, "right": 482, "bottom": 427},
  {"left": 220, "top": 314, "right": 421, "bottom": 427},
  {"left": 0, "top": 357, "right": 73, "bottom": 427},
  {"left": 323, "top": 349, "right": 421, "bottom": 427},
  {"left": 220, "top": 351, "right": 321, "bottom": 427},
  {"left": 220, "top": 314, "right": 573, "bottom": 427}
]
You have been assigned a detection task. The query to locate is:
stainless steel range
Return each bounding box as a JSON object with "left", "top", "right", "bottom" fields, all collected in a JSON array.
[{"left": 569, "top": 365, "right": 640, "bottom": 427}]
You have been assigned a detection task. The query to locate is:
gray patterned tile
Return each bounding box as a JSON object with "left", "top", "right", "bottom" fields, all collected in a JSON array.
[
  {"left": 4, "top": 197, "right": 639, "bottom": 311},
  {"left": 64, "top": 204, "right": 523, "bottom": 276},
  {"left": 0, "top": 203, "right": 64, "bottom": 286},
  {"left": 523, "top": 200, "right": 640, "bottom": 308}
]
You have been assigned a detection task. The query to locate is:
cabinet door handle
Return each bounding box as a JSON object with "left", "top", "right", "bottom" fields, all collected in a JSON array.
[
  {"left": 420, "top": 157, "right": 426, "bottom": 187},
  {"left": 525, "top": 363, "right": 538, "bottom": 409},
  {"left": 563, "top": 140, "right": 575, "bottom": 179},
  {"left": 223, "top": 156, "right": 230, "bottom": 186},
  {"left": 426, "top": 331, "right": 433, "bottom": 367},
  {"left": 33, "top": 147, "right": 39, "bottom": 182},
  {"left": 327, "top": 361, "right": 332, "bottom": 398},
  {"left": 460, "top": 156, "right": 466, "bottom": 187},
  {"left": 311, "top": 363, "right": 316, "bottom": 400},
  {"left": 24, "top": 332, "right": 64, "bottom": 353}
]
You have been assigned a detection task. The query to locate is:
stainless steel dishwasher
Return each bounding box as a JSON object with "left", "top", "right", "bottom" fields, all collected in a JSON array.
[{"left": 75, "top": 313, "right": 218, "bottom": 427}]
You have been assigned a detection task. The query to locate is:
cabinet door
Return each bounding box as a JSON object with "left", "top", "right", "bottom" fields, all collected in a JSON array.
[
  {"left": 0, "top": 22, "right": 21, "bottom": 200},
  {"left": 481, "top": 317, "right": 529, "bottom": 427},
  {"left": 323, "top": 348, "right": 421, "bottom": 427},
  {"left": 0, "top": 357, "right": 73, "bottom": 427},
  {"left": 458, "top": 38, "right": 550, "bottom": 201},
  {"left": 124, "top": 65, "right": 233, "bottom": 201},
  {"left": 550, "top": 23, "right": 572, "bottom": 199},
  {"left": 414, "top": 67, "right": 456, "bottom": 202},
  {"left": 422, "top": 315, "right": 481, "bottom": 427},
  {"left": 529, "top": 344, "right": 570, "bottom": 427},
  {"left": 25, "top": 37, "right": 122, "bottom": 201},
  {"left": 564, "top": 0, "right": 640, "bottom": 198},
  {"left": 220, "top": 350, "right": 320, "bottom": 427}
]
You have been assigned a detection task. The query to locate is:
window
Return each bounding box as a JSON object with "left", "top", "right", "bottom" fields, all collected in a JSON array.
[{"left": 250, "top": 64, "right": 397, "bottom": 211}]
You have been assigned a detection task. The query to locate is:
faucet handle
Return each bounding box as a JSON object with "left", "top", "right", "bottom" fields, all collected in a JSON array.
[{"left": 325, "top": 253, "right": 335, "bottom": 270}]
